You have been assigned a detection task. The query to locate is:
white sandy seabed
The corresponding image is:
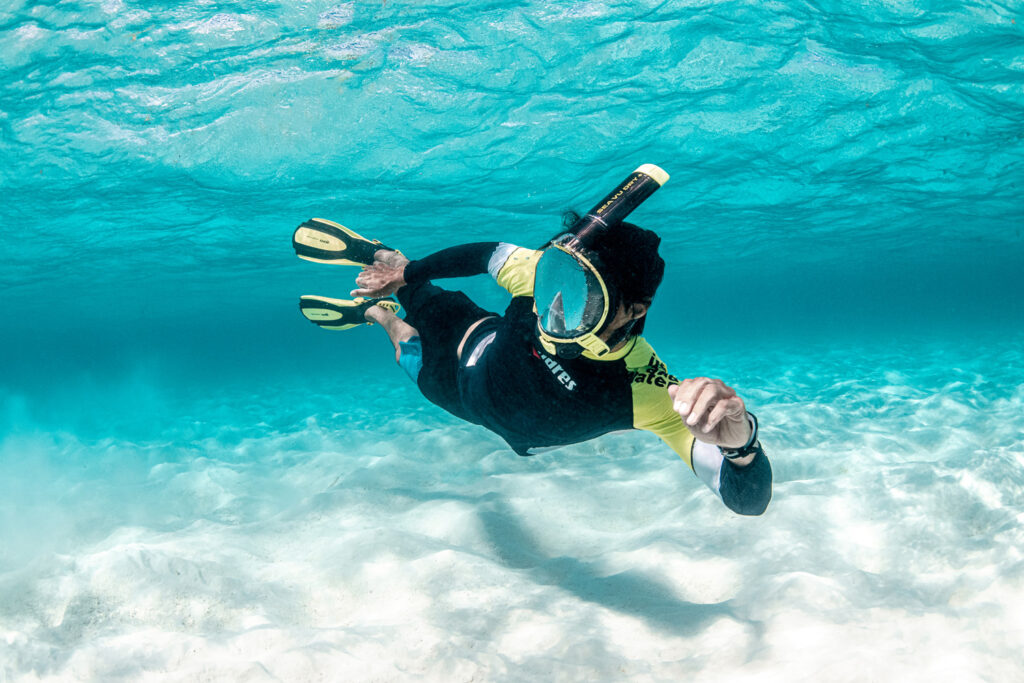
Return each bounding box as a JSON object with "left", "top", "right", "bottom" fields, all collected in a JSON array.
[{"left": 1, "top": 339, "right": 1023, "bottom": 682}]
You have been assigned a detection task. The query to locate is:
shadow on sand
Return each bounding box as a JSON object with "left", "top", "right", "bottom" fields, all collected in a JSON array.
[{"left": 477, "top": 498, "right": 737, "bottom": 638}]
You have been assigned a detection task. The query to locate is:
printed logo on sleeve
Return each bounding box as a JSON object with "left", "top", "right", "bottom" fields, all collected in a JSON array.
[{"left": 629, "top": 354, "right": 678, "bottom": 388}]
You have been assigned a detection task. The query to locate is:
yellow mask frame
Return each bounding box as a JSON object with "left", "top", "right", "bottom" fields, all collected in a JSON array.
[{"left": 533, "top": 238, "right": 613, "bottom": 359}]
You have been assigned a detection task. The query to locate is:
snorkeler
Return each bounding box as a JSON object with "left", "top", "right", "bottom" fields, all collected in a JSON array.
[{"left": 293, "top": 165, "right": 772, "bottom": 515}]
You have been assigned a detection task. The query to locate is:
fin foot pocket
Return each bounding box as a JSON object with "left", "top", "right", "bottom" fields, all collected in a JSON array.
[
  {"left": 299, "top": 295, "right": 401, "bottom": 330},
  {"left": 292, "top": 218, "right": 399, "bottom": 266}
]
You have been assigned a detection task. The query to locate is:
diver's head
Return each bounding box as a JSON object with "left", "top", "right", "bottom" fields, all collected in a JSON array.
[
  {"left": 582, "top": 216, "right": 665, "bottom": 339},
  {"left": 533, "top": 213, "right": 665, "bottom": 359},
  {"left": 533, "top": 164, "right": 669, "bottom": 359}
]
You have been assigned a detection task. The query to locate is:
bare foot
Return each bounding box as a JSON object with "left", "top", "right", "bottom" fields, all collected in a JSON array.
[{"left": 363, "top": 301, "right": 397, "bottom": 324}]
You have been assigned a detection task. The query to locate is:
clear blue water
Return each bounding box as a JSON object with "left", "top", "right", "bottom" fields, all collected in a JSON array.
[{"left": 1, "top": 1, "right": 1023, "bottom": 680}]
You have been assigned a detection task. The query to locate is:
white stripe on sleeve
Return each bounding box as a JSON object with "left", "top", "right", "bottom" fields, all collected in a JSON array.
[
  {"left": 487, "top": 242, "right": 519, "bottom": 281},
  {"left": 691, "top": 439, "right": 724, "bottom": 500}
]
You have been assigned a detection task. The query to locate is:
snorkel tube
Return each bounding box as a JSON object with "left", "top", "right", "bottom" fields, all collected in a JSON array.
[
  {"left": 535, "top": 164, "right": 669, "bottom": 359},
  {"left": 566, "top": 163, "right": 671, "bottom": 250}
]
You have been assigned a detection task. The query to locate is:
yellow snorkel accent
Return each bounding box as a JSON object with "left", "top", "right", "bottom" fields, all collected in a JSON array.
[{"left": 635, "top": 163, "right": 669, "bottom": 186}]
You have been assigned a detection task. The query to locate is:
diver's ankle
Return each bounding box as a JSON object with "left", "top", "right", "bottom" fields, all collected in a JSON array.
[
  {"left": 374, "top": 249, "right": 408, "bottom": 268},
  {"left": 364, "top": 303, "right": 386, "bottom": 324},
  {"left": 365, "top": 301, "right": 400, "bottom": 325}
]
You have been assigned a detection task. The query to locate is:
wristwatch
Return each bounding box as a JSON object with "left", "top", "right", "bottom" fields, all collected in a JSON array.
[{"left": 720, "top": 412, "right": 760, "bottom": 460}]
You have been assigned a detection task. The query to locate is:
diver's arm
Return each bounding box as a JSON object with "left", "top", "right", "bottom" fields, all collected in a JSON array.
[
  {"left": 392, "top": 240, "right": 540, "bottom": 296},
  {"left": 689, "top": 428, "right": 772, "bottom": 516},
  {"left": 641, "top": 407, "right": 772, "bottom": 516},
  {"left": 353, "top": 242, "right": 501, "bottom": 297},
  {"left": 354, "top": 242, "right": 542, "bottom": 298},
  {"left": 403, "top": 242, "right": 500, "bottom": 283},
  {"left": 669, "top": 377, "right": 772, "bottom": 514},
  {"left": 628, "top": 343, "right": 771, "bottom": 515}
]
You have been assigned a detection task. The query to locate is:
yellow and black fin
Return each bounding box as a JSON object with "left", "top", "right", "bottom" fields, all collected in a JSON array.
[
  {"left": 298, "top": 296, "right": 401, "bottom": 330},
  {"left": 292, "top": 218, "right": 399, "bottom": 266}
]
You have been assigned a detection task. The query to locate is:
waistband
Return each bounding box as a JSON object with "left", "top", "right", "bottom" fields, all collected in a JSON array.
[{"left": 459, "top": 317, "right": 502, "bottom": 369}]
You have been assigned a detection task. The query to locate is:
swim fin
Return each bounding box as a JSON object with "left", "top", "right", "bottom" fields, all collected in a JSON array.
[
  {"left": 292, "top": 218, "right": 398, "bottom": 266},
  {"left": 299, "top": 295, "right": 401, "bottom": 330}
]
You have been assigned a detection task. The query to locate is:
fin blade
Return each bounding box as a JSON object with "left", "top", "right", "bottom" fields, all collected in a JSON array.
[
  {"left": 292, "top": 218, "right": 385, "bottom": 266},
  {"left": 297, "top": 295, "right": 399, "bottom": 331},
  {"left": 299, "top": 295, "right": 365, "bottom": 330}
]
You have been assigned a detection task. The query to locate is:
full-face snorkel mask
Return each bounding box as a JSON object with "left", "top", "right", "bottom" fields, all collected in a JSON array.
[{"left": 534, "top": 163, "right": 669, "bottom": 359}]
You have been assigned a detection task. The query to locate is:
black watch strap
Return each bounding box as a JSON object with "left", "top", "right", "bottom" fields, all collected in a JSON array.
[{"left": 720, "top": 412, "right": 759, "bottom": 460}]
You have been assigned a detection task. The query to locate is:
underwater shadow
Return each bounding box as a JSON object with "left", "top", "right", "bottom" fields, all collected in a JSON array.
[{"left": 478, "top": 499, "right": 736, "bottom": 638}]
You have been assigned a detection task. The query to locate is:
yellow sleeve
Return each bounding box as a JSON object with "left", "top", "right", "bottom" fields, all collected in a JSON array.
[
  {"left": 626, "top": 338, "right": 695, "bottom": 468},
  {"left": 493, "top": 246, "right": 542, "bottom": 297}
]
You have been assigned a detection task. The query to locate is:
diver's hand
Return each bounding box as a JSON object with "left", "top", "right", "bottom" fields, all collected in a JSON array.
[
  {"left": 351, "top": 262, "right": 406, "bottom": 298},
  {"left": 668, "top": 378, "right": 751, "bottom": 448}
]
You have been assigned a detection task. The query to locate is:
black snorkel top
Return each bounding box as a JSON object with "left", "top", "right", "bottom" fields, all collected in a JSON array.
[{"left": 564, "top": 163, "right": 669, "bottom": 252}]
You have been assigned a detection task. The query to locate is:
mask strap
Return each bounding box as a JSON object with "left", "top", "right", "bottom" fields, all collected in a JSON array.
[{"left": 603, "top": 318, "right": 637, "bottom": 349}]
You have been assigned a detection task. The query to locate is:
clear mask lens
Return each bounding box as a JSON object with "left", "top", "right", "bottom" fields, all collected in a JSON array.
[{"left": 534, "top": 245, "right": 605, "bottom": 339}]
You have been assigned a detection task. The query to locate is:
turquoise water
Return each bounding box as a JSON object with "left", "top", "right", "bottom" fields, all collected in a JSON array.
[{"left": 2, "top": 1, "right": 1023, "bottom": 680}]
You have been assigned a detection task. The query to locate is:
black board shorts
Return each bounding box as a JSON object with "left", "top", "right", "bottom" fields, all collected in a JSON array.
[{"left": 396, "top": 281, "right": 496, "bottom": 425}]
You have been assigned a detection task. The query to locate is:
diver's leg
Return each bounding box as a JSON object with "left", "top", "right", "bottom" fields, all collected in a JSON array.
[
  {"left": 386, "top": 280, "right": 497, "bottom": 424},
  {"left": 365, "top": 304, "right": 417, "bottom": 362},
  {"left": 357, "top": 246, "right": 413, "bottom": 357},
  {"left": 365, "top": 303, "right": 424, "bottom": 384}
]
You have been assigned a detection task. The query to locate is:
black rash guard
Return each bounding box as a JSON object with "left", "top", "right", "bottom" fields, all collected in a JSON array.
[{"left": 402, "top": 242, "right": 772, "bottom": 515}]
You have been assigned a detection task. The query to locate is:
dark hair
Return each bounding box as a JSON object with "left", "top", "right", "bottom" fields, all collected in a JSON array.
[{"left": 560, "top": 211, "right": 665, "bottom": 336}]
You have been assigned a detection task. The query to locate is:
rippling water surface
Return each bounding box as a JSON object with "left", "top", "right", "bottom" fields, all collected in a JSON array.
[{"left": 1, "top": 1, "right": 1022, "bottom": 680}]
